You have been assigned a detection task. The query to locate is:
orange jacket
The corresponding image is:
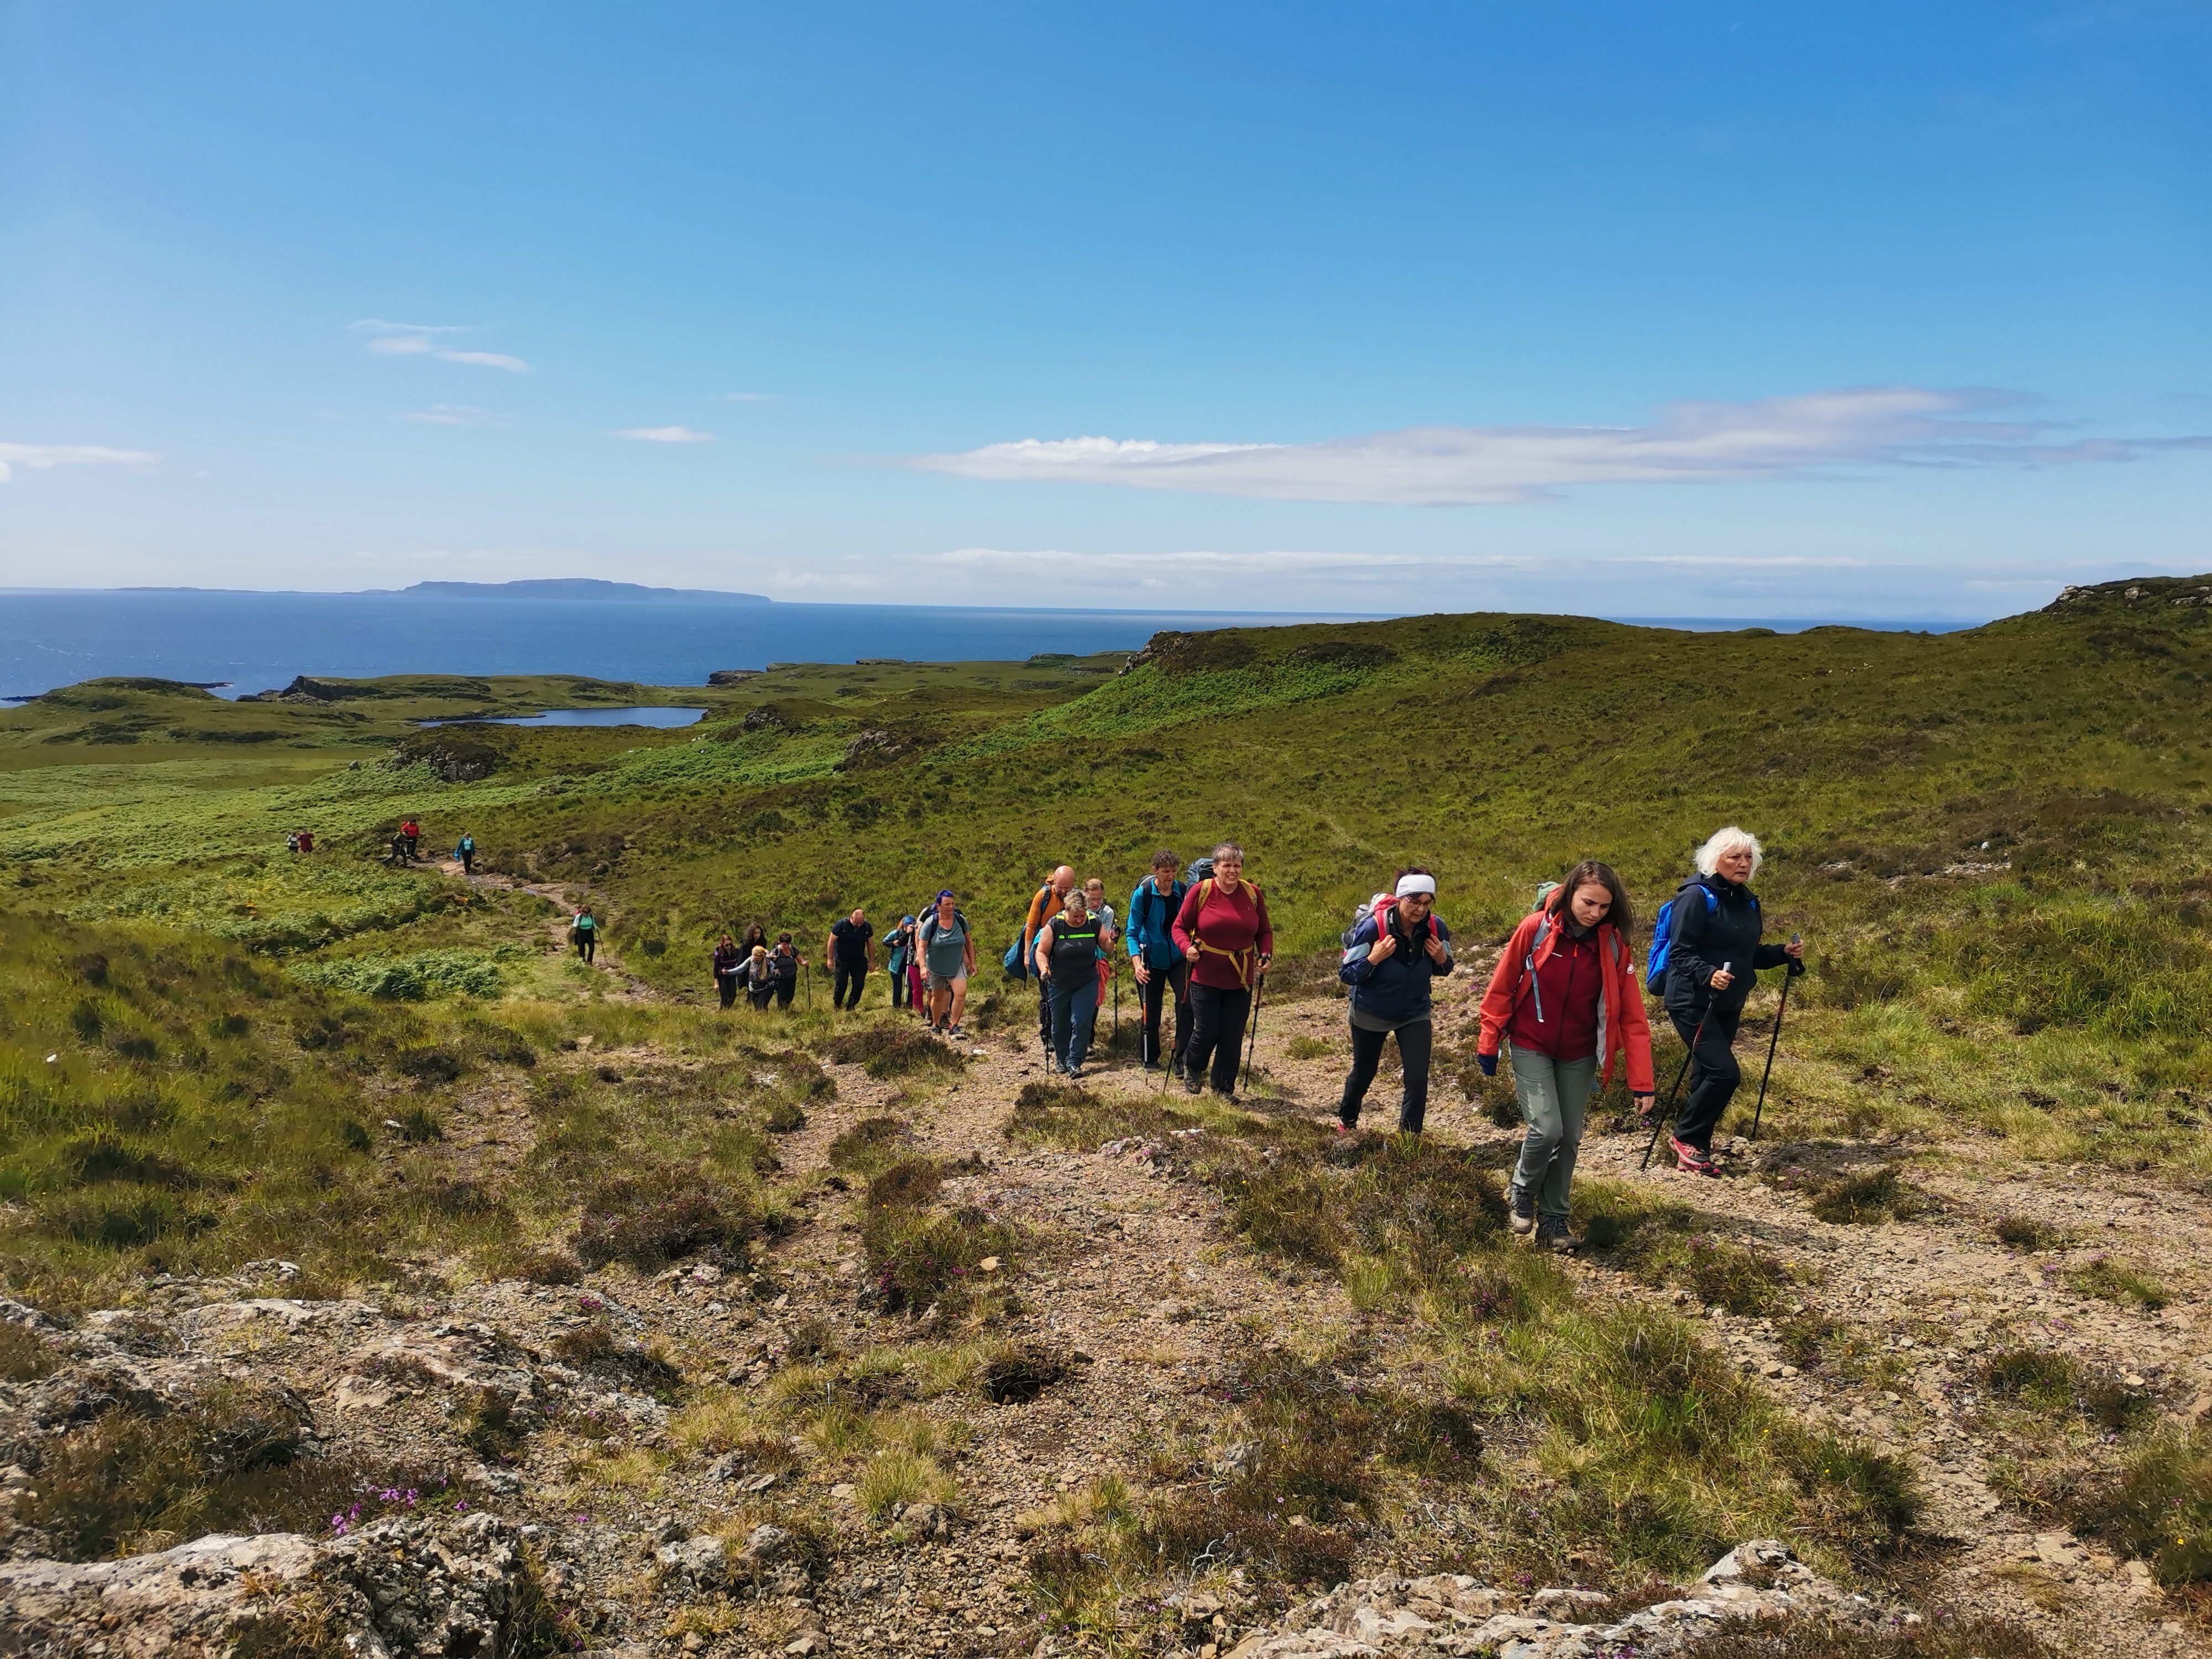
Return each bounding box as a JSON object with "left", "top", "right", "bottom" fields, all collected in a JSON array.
[{"left": 1477, "top": 909, "right": 1655, "bottom": 1094}]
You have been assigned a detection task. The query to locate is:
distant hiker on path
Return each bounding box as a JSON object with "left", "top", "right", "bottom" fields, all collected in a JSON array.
[
  {"left": 1477, "top": 862, "right": 1653, "bottom": 1249},
  {"left": 296, "top": 830, "right": 314, "bottom": 853},
  {"left": 400, "top": 818, "right": 421, "bottom": 863},
  {"left": 385, "top": 831, "right": 410, "bottom": 868},
  {"left": 1034, "top": 888, "right": 1103, "bottom": 1078},
  {"left": 456, "top": 832, "right": 476, "bottom": 875},
  {"left": 883, "top": 916, "right": 918, "bottom": 1010},
  {"left": 1127, "top": 851, "right": 1190, "bottom": 1075},
  {"left": 1173, "top": 843, "right": 1272, "bottom": 1099},
  {"left": 770, "top": 935, "right": 799, "bottom": 1009},
  {"left": 712, "top": 932, "right": 743, "bottom": 1009},
  {"left": 827, "top": 908, "right": 874, "bottom": 1010},
  {"left": 1337, "top": 870, "right": 1455, "bottom": 1138},
  {"left": 571, "top": 907, "right": 598, "bottom": 964},
  {"left": 920, "top": 890, "right": 976, "bottom": 1038},
  {"left": 1659, "top": 828, "right": 1804, "bottom": 1177},
  {"left": 1020, "top": 866, "right": 1079, "bottom": 1051}
]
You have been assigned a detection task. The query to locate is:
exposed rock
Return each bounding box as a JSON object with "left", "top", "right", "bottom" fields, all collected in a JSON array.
[
  {"left": 835, "top": 728, "right": 910, "bottom": 770},
  {"left": 654, "top": 1532, "right": 728, "bottom": 1591},
  {"left": 1220, "top": 1542, "right": 1893, "bottom": 1658},
  {"left": 0, "top": 1514, "right": 546, "bottom": 1658},
  {"left": 707, "top": 669, "right": 762, "bottom": 685}
]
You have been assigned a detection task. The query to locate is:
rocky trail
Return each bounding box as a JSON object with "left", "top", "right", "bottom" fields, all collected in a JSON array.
[{"left": 4, "top": 921, "right": 2209, "bottom": 1659}]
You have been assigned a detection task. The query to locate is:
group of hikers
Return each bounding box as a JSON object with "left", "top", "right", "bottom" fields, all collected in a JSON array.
[
  {"left": 368, "top": 817, "right": 477, "bottom": 874},
  {"left": 735, "top": 826, "right": 1801, "bottom": 1253}
]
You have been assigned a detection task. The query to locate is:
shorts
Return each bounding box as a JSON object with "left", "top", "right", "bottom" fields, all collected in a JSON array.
[{"left": 924, "top": 969, "right": 967, "bottom": 994}]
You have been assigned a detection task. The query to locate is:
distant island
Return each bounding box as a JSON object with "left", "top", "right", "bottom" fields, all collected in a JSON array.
[{"left": 395, "top": 580, "right": 771, "bottom": 603}]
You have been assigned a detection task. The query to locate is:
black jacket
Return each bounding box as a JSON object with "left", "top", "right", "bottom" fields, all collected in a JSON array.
[{"left": 1663, "top": 872, "right": 1795, "bottom": 1021}]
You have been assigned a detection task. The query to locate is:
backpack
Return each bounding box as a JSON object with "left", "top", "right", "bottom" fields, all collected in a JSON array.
[
  {"left": 1003, "top": 885, "right": 1054, "bottom": 978},
  {"left": 458, "top": 836, "right": 474, "bottom": 854},
  {"left": 921, "top": 909, "right": 969, "bottom": 950},
  {"left": 1644, "top": 880, "right": 1747, "bottom": 995},
  {"left": 1133, "top": 879, "right": 1186, "bottom": 964}
]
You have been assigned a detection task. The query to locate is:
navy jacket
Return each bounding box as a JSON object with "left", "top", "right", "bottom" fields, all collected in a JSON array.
[
  {"left": 1339, "top": 908, "right": 1455, "bottom": 1025},
  {"left": 1663, "top": 872, "right": 1794, "bottom": 1021}
]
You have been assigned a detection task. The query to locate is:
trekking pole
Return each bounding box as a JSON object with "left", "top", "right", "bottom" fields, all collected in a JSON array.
[
  {"left": 1240, "top": 973, "right": 1266, "bottom": 1094},
  {"left": 1748, "top": 937, "right": 1801, "bottom": 1141},
  {"left": 1641, "top": 962, "right": 1725, "bottom": 1171}
]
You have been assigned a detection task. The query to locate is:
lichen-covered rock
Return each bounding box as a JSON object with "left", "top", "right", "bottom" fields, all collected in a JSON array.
[
  {"left": 0, "top": 1514, "right": 547, "bottom": 1659},
  {"left": 1220, "top": 1542, "right": 1898, "bottom": 1659}
]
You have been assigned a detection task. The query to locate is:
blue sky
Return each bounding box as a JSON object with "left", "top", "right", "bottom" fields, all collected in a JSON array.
[{"left": 2, "top": 2, "right": 2206, "bottom": 619}]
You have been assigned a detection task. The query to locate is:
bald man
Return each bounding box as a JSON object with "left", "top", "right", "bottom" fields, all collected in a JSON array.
[{"left": 1022, "top": 865, "right": 1077, "bottom": 1050}]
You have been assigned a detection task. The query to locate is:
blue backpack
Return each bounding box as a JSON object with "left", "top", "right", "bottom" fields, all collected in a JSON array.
[{"left": 1644, "top": 881, "right": 1749, "bottom": 995}]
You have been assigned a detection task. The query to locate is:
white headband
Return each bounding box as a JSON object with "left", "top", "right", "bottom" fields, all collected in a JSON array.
[{"left": 1395, "top": 873, "right": 1437, "bottom": 898}]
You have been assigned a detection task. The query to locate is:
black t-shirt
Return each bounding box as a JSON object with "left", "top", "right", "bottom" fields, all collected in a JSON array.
[
  {"left": 831, "top": 918, "right": 873, "bottom": 964},
  {"left": 1041, "top": 916, "right": 1101, "bottom": 984}
]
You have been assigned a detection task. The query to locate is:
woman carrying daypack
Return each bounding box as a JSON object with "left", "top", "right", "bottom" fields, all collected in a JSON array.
[
  {"left": 571, "top": 907, "right": 598, "bottom": 964},
  {"left": 1172, "top": 844, "right": 1272, "bottom": 1099},
  {"left": 1477, "top": 862, "right": 1655, "bottom": 1249},
  {"left": 770, "top": 935, "right": 799, "bottom": 1008},
  {"left": 1033, "top": 889, "right": 1103, "bottom": 1078},
  {"left": 1658, "top": 827, "right": 1805, "bottom": 1176},
  {"left": 743, "top": 944, "right": 774, "bottom": 1010},
  {"left": 919, "top": 890, "right": 977, "bottom": 1037},
  {"left": 712, "top": 932, "right": 743, "bottom": 1009},
  {"left": 456, "top": 832, "right": 476, "bottom": 875},
  {"left": 1337, "top": 870, "right": 1454, "bottom": 1135},
  {"left": 1126, "top": 851, "right": 1189, "bottom": 1074}
]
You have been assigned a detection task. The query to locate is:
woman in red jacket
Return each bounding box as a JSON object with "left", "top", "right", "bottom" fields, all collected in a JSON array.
[
  {"left": 1476, "top": 861, "right": 1655, "bottom": 1251},
  {"left": 1172, "top": 843, "right": 1272, "bottom": 1099}
]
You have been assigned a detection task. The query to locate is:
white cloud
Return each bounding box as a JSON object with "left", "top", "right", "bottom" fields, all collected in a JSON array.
[
  {"left": 348, "top": 319, "right": 530, "bottom": 371},
  {"left": 0, "top": 441, "right": 159, "bottom": 484},
  {"left": 406, "top": 404, "right": 507, "bottom": 426},
  {"left": 915, "top": 388, "right": 2212, "bottom": 506},
  {"left": 612, "top": 425, "right": 716, "bottom": 443},
  {"left": 722, "top": 391, "right": 777, "bottom": 402}
]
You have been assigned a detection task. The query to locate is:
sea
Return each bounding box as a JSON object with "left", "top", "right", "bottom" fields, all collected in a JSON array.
[{"left": 0, "top": 589, "right": 1976, "bottom": 700}]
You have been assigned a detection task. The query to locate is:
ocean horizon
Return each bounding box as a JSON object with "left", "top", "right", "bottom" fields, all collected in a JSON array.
[{"left": 1, "top": 588, "right": 1984, "bottom": 700}]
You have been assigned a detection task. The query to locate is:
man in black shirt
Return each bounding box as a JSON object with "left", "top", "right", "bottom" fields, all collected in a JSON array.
[{"left": 827, "top": 907, "right": 874, "bottom": 1010}]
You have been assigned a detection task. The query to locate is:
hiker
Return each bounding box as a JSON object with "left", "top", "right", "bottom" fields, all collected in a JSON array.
[
  {"left": 1659, "top": 827, "right": 1805, "bottom": 1176},
  {"left": 1337, "top": 870, "right": 1456, "bottom": 1137},
  {"left": 827, "top": 907, "right": 873, "bottom": 1010},
  {"left": 456, "top": 832, "right": 476, "bottom": 875},
  {"left": 743, "top": 944, "right": 775, "bottom": 1009},
  {"left": 882, "top": 916, "right": 918, "bottom": 1010},
  {"left": 571, "top": 907, "right": 598, "bottom": 964},
  {"left": 1127, "top": 851, "right": 1190, "bottom": 1074},
  {"left": 920, "top": 889, "right": 977, "bottom": 1037},
  {"left": 1476, "top": 862, "right": 1656, "bottom": 1248},
  {"left": 400, "top": 818, "right": 421, "bottom": 862},
  {"left": 770, "top": 934, "right": 799, "bottom": 1008},
  {"left": 1034, "top": 888, "right": 1103, "bottom": 1078},
  {"left": 1019, "top": 866, "right": 1079, "bottom": 1050},
  {"left": 712, "top": 932, "right": 743, "bottom": 1010},
  {"left": 1083, "top": 877, "right": 1118, "bottom": 1010},
  {"left": 1172, "top": 843, "right": 1272, "bottom": 1099},
  {"left": 385, "top": 830, "right": 410, "bottom": 868},
  {"left": 296, "top": 830, "right": 314, "bottom": 853},
  {"left": 742, "top": 922, "right": 769, "bottom": 954}
]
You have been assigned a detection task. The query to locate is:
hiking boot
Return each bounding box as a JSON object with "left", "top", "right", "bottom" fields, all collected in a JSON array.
[
  {"left": 1671, "top": 1137, "right": 1719, "bottom": 1177},
  {"left": 1066, "top": 1064, "right": 1084, "bottom": 1081},
  {"left": 1508, "top": 1186, "right": 1537, "bottom": 1237},
  {"left": 947, "top": 1025, "right": 964, "bottom": 1041},
  {"left": 1183, "top": 1072, "right": 1203, "bottom": 1095},
  {"left": 1535, "top": 1217, "right": 1584, "bottom": 1253},
  {"left": 1333, "top": 1116, "right": 1354, "bottom": 1135}
]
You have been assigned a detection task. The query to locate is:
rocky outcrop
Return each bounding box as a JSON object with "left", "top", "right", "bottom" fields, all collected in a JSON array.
[
  {"left": 1217, "top": 1542, "right": 1896, "bottom": 1659},
  {"left": 707, "top": 669, "right": 761, "bottom": 685},
  {"left": 0, "top": 1513, "right": 551, "bottom": 1658}
]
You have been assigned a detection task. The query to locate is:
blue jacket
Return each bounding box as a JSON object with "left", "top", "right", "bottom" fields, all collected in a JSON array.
[
  {"left": 1339, "top": 909, "right": 1455, "bottom": 1024},
  {"left": 1125, "top": 877, "right": 1187, "bottom": 971}
]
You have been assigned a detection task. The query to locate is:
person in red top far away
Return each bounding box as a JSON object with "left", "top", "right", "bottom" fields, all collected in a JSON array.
[
  {"left": 1171, "top": 842, "right": 1272, "bottom": 1100},
  {"left": 399, "top": 818, "right": 421, "bottom": 863},
  {"left": 1476, "top": 861, "right": 1655, "bottom": 1253}
]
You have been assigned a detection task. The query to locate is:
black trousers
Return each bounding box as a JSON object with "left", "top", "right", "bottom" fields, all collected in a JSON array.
[
  {"left": 1670, "top": 1004, "right": 1743, "bottom": 1152},
  {"left": 1339, "top": 1018, "right": 1434, "bottom": 1133},
  {"left": 833, "top": 961, "right": 867, "bottom": 1009},
  {"left": 1185, "top": 981, "right": 1251, "bottom": 1094},
  {"left": 774, "top": 978, "right": 795, "bottom": 1009},
  {"left": 888, "top": 967, "right": 910, "bottom": 1008},
  {"left": 750, "top": 984, "right": 773, "bottom": 1010},
  {"left": 717, "top": 972, "right": 738, "bottom": 1009},
  {"left": 576, "top": 935, "right": 596, "bottom": 963},
  {"left": 460, "top": 851, "right": 473, "bottom": 874},
  {"left": 1138, "top": 960, "right": 1190, "bottom": 1068}
]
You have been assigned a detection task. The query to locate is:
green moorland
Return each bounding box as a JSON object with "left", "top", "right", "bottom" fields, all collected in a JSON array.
[{"left": 0, "top": 574, "right": 2208, "bottom": 1631}]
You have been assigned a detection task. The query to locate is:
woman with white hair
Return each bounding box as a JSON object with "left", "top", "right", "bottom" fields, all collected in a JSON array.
[
  {"left": 1660, "top": 826, "right": 1804, "bottom": 1176},
  {"left": 1335, "top": 868, "right": 1454, "bottom": 1134}
]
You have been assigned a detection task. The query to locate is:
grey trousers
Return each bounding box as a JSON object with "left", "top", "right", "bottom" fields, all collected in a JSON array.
[{"left": 1508, "top": 1048, "right": 1598, "bottom": 1221}]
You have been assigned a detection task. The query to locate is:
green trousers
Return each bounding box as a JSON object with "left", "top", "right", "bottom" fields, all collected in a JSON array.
[{"left": 1508, "top": 1048, "right": 1597, "bottom": 1222}]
